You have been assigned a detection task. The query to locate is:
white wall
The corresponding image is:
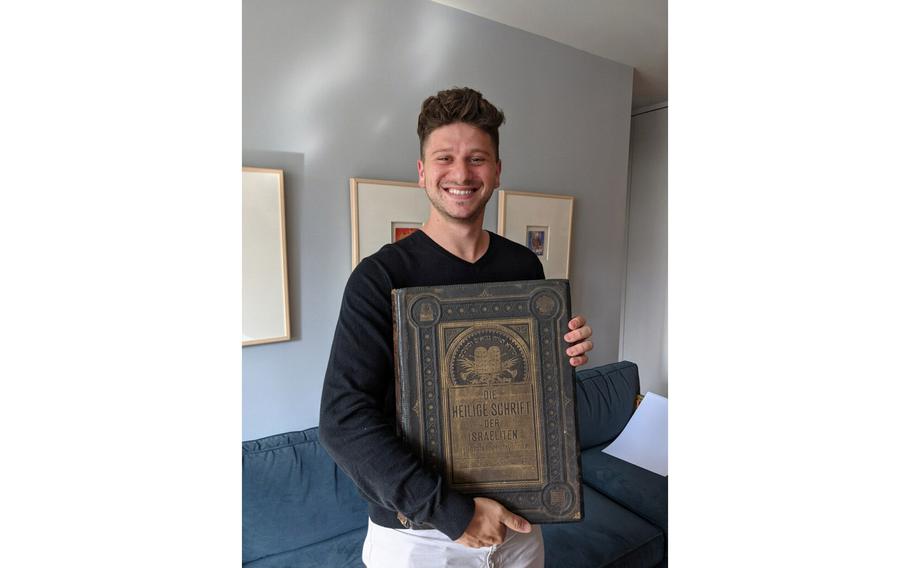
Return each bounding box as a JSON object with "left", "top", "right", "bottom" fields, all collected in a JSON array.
[
  {"left": 622, "top": 106, "right": 668, "bottom": 396},
  {"left": 242, "top": 0, "right": 634, "bottom": 440}
]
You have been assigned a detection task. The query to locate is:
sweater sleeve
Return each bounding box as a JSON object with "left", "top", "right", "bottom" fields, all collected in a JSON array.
[{"left": 318, "top": 258, "right": 475, "bottom": 540}]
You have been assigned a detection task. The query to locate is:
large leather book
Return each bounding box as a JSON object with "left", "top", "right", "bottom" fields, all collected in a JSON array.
[{"left": 392, "top": 279, "right": 583, "bottom": 524}]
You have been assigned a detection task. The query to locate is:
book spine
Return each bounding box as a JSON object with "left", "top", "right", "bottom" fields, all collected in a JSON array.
[
  {"left": 391, "top": 288, "right": 404, "bottom": 438},
  {"left": 392, "top": 290, "right": 405, "bottom": 436}
]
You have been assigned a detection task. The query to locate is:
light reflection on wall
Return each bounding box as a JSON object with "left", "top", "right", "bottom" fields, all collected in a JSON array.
[
  {"left": 409, "top": 7, "right": 454, "bottom": 86},
  {"left": 270, "top": 1, "right": 456, "bottom": 159},
  {"left": 279, "top": 3, "right": 370, "bottom": 158},
  {"left": 373, "top": 114, "right": 390, "bottom": 134}
]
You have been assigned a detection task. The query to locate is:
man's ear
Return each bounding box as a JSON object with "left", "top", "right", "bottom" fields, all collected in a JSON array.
[
  {"left": 417, "top": 159, "right": 426, "bottom": 188},
  {"left": 495, "top": 159, "right": 502, "bottom": 189}
]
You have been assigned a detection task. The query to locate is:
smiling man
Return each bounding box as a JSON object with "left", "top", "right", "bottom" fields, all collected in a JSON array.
[{"left": 320, "top": 87, "right": 594, "bottom": 568}]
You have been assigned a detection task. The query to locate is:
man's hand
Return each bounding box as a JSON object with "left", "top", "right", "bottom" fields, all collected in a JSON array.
[
  {"left": 564, "top": 315, "right": 594, "bottom": 367},
  {"left": 455, "top": 497, "right": 531, "bottom": 548}
]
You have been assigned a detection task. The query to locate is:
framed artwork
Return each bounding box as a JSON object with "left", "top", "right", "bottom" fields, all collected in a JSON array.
[
  {"left": 242, "top": 167, "right": 291, "bottom": 346},
  {"left": 497, "top": 190, "right": 575, "bottom": 279},
  {"left": 392, "top": 222, "right": 422, "bottom": 242},
  {"left": 350, "top": 178, "right": 428, "bottom": 270}
]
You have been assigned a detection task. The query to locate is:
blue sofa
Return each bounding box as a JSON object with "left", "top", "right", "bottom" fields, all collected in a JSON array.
[{"left": 243, "top": 361, "right": 667, "bottom": 567}]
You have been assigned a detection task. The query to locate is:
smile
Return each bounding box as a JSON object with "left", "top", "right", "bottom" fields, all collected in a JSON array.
[{"left": 443, "top": 187, "right": 478, "bottom": 196}]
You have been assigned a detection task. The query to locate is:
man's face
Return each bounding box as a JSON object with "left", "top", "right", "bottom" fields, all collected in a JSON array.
[{"left": 418, "top": 122, "right": 501, "bottom": 225}]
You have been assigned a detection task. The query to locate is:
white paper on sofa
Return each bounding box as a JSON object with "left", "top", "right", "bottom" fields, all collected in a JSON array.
[{"left": 602, "top": 392, "right": 668, "bottom": 476}]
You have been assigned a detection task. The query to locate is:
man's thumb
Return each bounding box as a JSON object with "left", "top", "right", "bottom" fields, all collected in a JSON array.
[{"left": 503, "top": 513, "right": 531, "bottom": 533}]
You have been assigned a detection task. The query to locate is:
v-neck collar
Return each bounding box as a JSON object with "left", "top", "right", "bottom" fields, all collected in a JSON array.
[{"left": 414, "top": 229, "right": 494, "bottom": 267}]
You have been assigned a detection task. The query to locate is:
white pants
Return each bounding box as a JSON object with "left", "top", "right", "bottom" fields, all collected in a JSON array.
[{"left": 362, "top": 518, "right": 545, "bottom": 568}]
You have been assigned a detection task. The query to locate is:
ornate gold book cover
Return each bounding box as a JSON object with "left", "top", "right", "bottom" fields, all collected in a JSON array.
[{"left": 392, "top": 279, "right": 583, "bottom": 524}]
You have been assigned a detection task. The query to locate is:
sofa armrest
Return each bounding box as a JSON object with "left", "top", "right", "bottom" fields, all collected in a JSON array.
[
  {"left": 581, "top": 448, "right": 667, "bottom": 534},
  {"left": 242, "top": 428, "right": 368, "bottom": 565},
  {"left": 575, "top": 361, "right": 641, "bottom": 450}
]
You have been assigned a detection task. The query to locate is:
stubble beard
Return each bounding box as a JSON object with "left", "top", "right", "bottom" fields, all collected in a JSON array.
[{"left": 426, "top": 185, "right": 491, "bottom": 226}]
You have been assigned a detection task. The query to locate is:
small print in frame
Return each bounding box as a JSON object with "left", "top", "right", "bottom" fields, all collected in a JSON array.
[
  {"left": 498, "top": 190, "right": 574, "bottom": 278},
  {"left": 526, "top": 226, "right": 547, "bottom": 257},
  {"left": 392, "top": 222, "right": 422, "bottom": 242}
]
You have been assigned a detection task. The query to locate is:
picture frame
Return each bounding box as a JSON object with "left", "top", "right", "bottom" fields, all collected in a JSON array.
[
  {"left": 350, "top": 178, "right": 428, "bottom": 270},
  {"left": 497, "top": 190, "right": 575, "bottom": 279},
  {"left": 242, "top": 167, "right": 291, "bottom": 346}
]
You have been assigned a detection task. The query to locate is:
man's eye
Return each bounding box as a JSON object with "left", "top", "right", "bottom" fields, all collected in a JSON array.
[
  {"left": 437, "top": 156, "right": 451, "bottom": 162},
  {"left": 470, "top": 157, "right": 485, "bottom": 164}
]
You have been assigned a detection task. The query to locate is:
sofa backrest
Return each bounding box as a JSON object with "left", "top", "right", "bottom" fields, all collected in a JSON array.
[
  {"left": 574, "top": 361, "right": 641, "bottom": 450},
  {"left": 242, "top": 427, "right": 368, "bottom": 564}
]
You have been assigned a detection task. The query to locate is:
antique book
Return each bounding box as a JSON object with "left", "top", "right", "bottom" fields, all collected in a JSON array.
[{"left": 392, "top": 279, "right": 583, "bottom": 523}]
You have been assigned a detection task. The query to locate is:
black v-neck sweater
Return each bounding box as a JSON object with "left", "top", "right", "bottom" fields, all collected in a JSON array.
[{"left": 319, "top": 230, "right": 544, "bottom": 539}]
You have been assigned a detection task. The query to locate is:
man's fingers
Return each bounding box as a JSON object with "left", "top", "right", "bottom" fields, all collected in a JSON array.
[
  {"left": 564, "top": 325, "right": 592, "bottom": 343},
  {"left": 457, "top": 534, "right": 495, "bottom": 548},
  {"left": 569, "top": 355, "right": 588, "bottom": 367},
  {"left": 566, "top": 340, "right": 593, "bottom": 356},
  {"left": 502, "top": 512, "right": 531, "bottom": 533},
  {"left": 568, "top": 315, "right": 587, "bottom": 329}
]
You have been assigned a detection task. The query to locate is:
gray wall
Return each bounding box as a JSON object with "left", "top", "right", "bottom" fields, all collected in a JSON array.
[
  {"left": 243, "top": 0, "right": 633, "bottom": 440},
  {"left": 621, "top": 107, "right": 668, "bottom": 396}
]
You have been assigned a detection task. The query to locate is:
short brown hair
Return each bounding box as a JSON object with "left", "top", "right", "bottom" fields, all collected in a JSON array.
[{"left": 417, "top": 87, "right": 505, "bottom": 160}]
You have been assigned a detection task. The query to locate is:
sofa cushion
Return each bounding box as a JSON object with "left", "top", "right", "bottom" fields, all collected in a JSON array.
[
  {"left": 242, "top": 526, "right": 367, "bottom": 568},
  {"left": 575, "top": 361, "right": 641, "bottom": 450},
  {"left": 541, "top": 483, "right": 664, "bottom": 568},
  {"left": 581, "top": 448, "right": 667, "bottom": 534},
  {"left": 243, "top": 428, "right": 368, "bottom": 565}
]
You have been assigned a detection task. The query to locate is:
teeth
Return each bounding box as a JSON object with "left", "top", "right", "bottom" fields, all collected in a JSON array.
[{"left": 447, "top": 188, "right": 475, "bottom": 196}]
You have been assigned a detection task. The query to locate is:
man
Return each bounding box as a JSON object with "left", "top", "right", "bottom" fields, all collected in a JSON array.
[{"left": 320, "top": 87, "right": 594, "bottom": 567}]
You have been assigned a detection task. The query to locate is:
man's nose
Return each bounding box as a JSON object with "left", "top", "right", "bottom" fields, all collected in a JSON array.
[{"left": 450, "top": 159, "right": 470, "bottom": 183}]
